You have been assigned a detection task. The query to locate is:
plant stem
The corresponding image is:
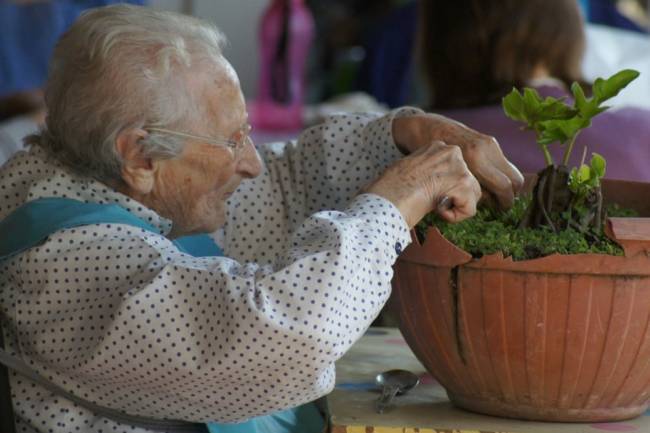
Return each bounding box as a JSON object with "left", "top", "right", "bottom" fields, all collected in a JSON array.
[
  {"left": 579, "top": 145, "right": 588, "bottom": 167},
  {"left": 539, "top": 142, "right": 554, "bottom": 166},
  {"left": 562, "top": 132, "right": 581, "bottom": 166}
]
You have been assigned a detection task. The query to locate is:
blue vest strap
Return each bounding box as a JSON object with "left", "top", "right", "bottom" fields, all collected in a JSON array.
[{"left": 0, "top": 197, "right": 222, "bottom": 260}]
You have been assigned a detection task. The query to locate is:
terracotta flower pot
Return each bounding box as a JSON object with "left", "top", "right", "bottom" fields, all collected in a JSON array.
[{"left": 391, "top": 178, "right": 650, "bottom": 422}]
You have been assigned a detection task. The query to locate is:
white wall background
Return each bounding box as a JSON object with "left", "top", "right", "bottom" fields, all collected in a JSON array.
[
  {"left": 583, "top": 24, "right": 650, "bottom": 109},
  {"left": 150, "top": 0, "right": 269, "bottom": 98}
]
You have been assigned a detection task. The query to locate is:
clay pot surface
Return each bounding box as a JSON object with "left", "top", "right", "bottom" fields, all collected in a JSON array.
[{"left": 392, "top": 178, "right": 650, "bottom": 422}]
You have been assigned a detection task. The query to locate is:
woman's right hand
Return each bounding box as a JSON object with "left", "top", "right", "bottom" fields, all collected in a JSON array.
[{"left": 364, "top": 141, "right": 481, "bottom": 228}]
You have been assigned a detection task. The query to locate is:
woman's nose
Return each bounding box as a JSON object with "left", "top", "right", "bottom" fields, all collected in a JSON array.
[{"left": 236, "top": 138, "right": 263, "bottom": 179}]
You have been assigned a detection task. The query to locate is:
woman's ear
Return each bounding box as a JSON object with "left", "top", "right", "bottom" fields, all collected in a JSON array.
[{"left": 115, "top": 129, "right": 155, "bottom": 195}]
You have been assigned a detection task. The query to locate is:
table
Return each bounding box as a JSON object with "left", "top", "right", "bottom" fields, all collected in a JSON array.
[{"left": 329, "top": 327, "right": 650, "bottom": 433}]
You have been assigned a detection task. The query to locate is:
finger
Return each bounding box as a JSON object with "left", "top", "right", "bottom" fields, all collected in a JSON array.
[
  {"left": 481, "top": 136, "right": 525, "bottom": 195},
  {"left": 490, "top": 153, "right": 525, "bottom": 195},
  {"left": 473, "top": 162, "right": 516, "bottom": 209},
  {"left": 438, "top": 192, "right": 477, "bottom": 223},
  {"left": 478, "top": 187, "right": 499, "bottom": 210},
  {"left": 437, "top": 177, "right": 481, "bottom": 222},
  {"left": 436, "top": 195, "right": 452, "bottom": 213}
]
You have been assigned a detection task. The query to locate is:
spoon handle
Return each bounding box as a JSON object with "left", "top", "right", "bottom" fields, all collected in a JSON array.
[{"left": 376, "top": 385, "right": 400, "bottom": 413}]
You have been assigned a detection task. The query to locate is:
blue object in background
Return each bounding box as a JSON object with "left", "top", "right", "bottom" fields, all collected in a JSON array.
[
  {"left": 356, "top": 0, "right": 418, "bottom": 108},
  {"left": 579, "top": 0, "right": 591, "bottom": 19},
  {"left": 581, "top": 0, "right": 648, "bottom": 33},
  {"left": 0, "top": 0, "right": 145, "bottom": 97}
]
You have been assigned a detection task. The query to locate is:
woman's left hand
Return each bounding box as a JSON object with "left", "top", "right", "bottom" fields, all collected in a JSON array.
[{"left": 393, "top": 113, "right": 524, "bottom": 209}]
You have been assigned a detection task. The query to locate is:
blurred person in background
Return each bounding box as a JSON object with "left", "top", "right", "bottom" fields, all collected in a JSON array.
[{"left": 419, "top": 0, "right": 650, "bottom": 182}]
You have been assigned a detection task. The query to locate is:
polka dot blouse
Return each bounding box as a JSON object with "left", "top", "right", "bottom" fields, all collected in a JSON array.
[{"left": 0, "top": 108, "right": 420, "bottom": 432}]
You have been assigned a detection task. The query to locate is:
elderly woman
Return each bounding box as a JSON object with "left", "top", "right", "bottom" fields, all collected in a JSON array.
[{"left": 0, "top": 5, "right": 522, "bottom": 433}]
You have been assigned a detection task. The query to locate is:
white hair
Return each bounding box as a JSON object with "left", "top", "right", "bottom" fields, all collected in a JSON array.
[{"left": 27, "top": 4, "right": 227, "bottom": 181}]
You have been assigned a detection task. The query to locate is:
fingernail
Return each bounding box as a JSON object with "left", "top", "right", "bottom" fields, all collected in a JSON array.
[{"left": 437, "top": 195, "right": 452, "bottom": 211}]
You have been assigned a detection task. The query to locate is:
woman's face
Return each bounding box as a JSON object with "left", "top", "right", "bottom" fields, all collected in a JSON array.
[{"left": 148, "top": 61, "right": 263, "bottom": 237}]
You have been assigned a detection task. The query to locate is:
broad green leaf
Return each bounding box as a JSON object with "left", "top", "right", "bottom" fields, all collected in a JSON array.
[
  {"left": 558, "top": 116, "right": 589, "bottom": 139},
  {"left": 577, "top": 165, "right": 591, "bottom": 183},
  {"left": 537, "top": 125, "right": 571, "bottom": 145},
  {"left": 590, "top": 153, "right": 606, "bottom": 178},
  {"left": 571, "top": 82, "right": 588, "bottom": 112},
  {"left": 593, "top": 69, "right": 640, "bottom": 104},
  {"left": 538, "top": 117, "right": 586, "bottom": 144},
  {"left": 572, "top": 82, "right": 615, "bottom": 122},
  {"left": 502, "top": 89, "right": 526, "bottom": 122},
  {"left": 539, "top": 96, "right": 577, "bottom": 120},
  {"left": 522, "top": 88, "right": 543, "bottom": 120}
]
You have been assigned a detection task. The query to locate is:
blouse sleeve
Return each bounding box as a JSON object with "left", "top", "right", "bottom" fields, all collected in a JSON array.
[
  {"left": 8, "top": 191, "right": 410, "bottom": 423},
  {"left": 221, "top": 107, "right": 422, "bottom": 264}
]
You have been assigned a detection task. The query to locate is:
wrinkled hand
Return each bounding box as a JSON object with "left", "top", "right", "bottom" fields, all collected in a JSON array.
[
  {"left": 364, "top": 141, "right": 482, "bottom": 228},
  {"left": 393, "top": 114, "right": 524, "bottom": 209}
]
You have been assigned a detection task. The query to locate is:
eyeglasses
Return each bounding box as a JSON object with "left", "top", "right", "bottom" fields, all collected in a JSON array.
[{"left": 145, "top": 123, "right": 252, "bottom": 157}]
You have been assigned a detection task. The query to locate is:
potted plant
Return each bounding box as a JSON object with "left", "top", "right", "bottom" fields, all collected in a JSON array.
[{"left": 391, "top": 70, "right": 650, "bottom": 422}]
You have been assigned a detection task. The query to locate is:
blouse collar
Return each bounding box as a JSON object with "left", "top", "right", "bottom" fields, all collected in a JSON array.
[{"left": 23, "top": 146, "right": 174, "bottom": 236}]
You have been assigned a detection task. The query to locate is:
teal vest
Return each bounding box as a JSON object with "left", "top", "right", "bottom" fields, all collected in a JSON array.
[{"left": 0, "top": 197, "right": 324, "bottom": 433}]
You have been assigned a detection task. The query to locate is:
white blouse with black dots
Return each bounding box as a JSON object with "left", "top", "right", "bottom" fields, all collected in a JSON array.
[{"left": 0, "top": 108, "right": 420, "bottom": 433}]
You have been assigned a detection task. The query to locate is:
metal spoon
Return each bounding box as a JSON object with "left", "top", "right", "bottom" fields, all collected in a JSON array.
[{"left": 375, "top": 369, "right": 420, "bottom": 413}]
